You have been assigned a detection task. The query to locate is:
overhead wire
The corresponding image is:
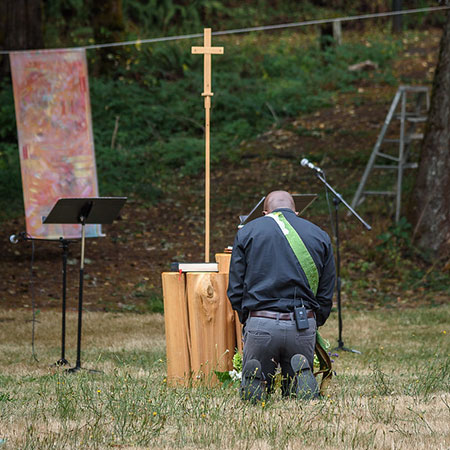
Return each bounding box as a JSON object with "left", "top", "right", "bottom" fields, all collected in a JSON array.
[{"left": 0, "top": 5, "right": 448, "bottom": 54}]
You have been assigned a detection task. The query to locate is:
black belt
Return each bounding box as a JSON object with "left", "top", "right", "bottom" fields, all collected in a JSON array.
[{"left": 250, "top": 310, "right": 315, "bottom": 321}]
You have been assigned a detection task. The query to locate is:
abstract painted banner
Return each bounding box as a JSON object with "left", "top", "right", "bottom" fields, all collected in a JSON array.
[{"left": 10, "top": 49, "right": 102, "bottom": 239}]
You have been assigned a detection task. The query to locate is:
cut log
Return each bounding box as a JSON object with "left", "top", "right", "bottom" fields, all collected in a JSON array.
[
  {"left": 216, "top": 252, "right": 243, "bottom": 353},
  {"left": 186, "top": 272, "right": 236, "bottom": 384},
  {"left": 161, "top": 272, "right": 191, "bottom": 386}
]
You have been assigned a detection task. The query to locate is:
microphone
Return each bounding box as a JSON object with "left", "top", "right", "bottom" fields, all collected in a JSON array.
[
  {"left": 9, "top": 232, "right": 26, "bottom": 244},
  {"left": 300, "top": 158, "right": 324, "bottom": 174}
]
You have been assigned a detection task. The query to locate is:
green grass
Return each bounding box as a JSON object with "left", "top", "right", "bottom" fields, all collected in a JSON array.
[{"left": 0, "top": 305, "right": 448, "bottom": 448}]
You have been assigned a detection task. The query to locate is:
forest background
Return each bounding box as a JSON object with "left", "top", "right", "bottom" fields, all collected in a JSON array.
[{"left": 0, "top": 0, "right": 449, "bottom": 313}]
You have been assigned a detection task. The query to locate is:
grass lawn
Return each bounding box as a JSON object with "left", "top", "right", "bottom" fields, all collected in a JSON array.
[{"left": 0, "top": 304, "right": 448, "bottom": 449}]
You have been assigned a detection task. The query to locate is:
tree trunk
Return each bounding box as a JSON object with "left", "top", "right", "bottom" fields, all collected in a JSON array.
[
  {"left": 86, "top": 0, "right": 125, "bottom": 75},
  {"left": 89, "top": 0, "right": 125, "bottom": 41},
  {"left": 391, "top": 0, "right": 403, "bottom": 34},
  {"left": 409, "top": 11, "right": 450, "bottom": 259},
  {"left": 0, "top": 0, "right": 43, "bottom": 76}
]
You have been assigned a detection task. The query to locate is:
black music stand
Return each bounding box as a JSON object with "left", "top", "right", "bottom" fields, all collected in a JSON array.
[
  {"left": 43, "top": 197, "right": 127, "bottom": 372},
  {"left": 239, "top": 194, "right": 317, "bottom": 226}
]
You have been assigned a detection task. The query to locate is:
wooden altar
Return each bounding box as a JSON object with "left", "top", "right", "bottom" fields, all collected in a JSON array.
[{"left": 162, "top": 253, "right": 242, "bottom": 386}]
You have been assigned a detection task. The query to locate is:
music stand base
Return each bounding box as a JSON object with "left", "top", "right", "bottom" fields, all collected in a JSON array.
[
  {"left": 334, "top": 342, "right": 361, "bottom": 354},
  {"left": 54, "top": 358, "right": 70, "bottom": 366},
  {"left": 66, "top": 365, "right": 102, "bottom": 374}
]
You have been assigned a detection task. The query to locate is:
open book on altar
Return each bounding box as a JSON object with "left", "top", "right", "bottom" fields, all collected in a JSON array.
[{"left": 170, "top": 262, "right": 219, "bottom": 272}]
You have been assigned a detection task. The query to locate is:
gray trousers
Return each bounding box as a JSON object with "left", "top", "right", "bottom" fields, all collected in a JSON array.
[{"left": 243, "top": 313, "right": 316, "bottom": 392}]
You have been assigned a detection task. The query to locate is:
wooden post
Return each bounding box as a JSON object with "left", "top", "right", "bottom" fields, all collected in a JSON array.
[
  {"left": 186, "top": 272, "right": 235, "bottom": 384},
  {"left": 162, "top": 273, "right": 191, "bottom": 385},
  {"left": 332, "top": 20, "right": 342, "bottom": 46},
  {"left": 235, "top": 312, "right": 243, "bottom": 353},
  {"left": 216, "top": 252, "right": 243, "bottom": 353},
  {"left": 215, "top": 252, "right": 231, "bottom": 273},
  {"left": 192, "top": 28, "right": 224, "bottom": 263}
]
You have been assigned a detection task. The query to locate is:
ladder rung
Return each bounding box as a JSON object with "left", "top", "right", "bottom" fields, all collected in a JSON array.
[
  {"left": 398, "top": 86, "right": 429, "bottom": 93},
  {"left": 374, "top": 165, "right": 398, "bottom": 169},
  {"left": 404, "top": 162, "right": 419, "bottom": 169},
  {"left": 363, "top": 191, "right": 395, "bottom": 196},
  {"left": 394, "top": 113, "right": 427, "bottom": 120},
  {"left": 407, "top": 117, "right": 427, "bottom": 123},
  {"left": 408, "top": 133, "right": 424, "bottom": 140},
  {"left": 373, "top": 163, "right": 418, "bottom": 170},
  {"left": 377, "top": 152, "right": 399, "bottom": 162},
  {"left": 383, "top": 133, "right": 423, "bottom": 143}
]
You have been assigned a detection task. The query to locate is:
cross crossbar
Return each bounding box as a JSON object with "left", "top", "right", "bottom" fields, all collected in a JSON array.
[{"left": 191, "top": 47, "right": 224, "bottom": 55}]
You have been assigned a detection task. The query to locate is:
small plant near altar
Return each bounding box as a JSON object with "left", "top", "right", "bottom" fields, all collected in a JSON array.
[
  {"left": 215, "top": 349, "right": 243, "bottom": 384},
  {"left": 229, "top": 350, "right": 243, "bottom": 382}
]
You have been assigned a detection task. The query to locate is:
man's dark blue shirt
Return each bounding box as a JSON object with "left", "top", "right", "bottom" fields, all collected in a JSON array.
[{"left": 227, "top": 208, "right": 336, "bottom": 327}]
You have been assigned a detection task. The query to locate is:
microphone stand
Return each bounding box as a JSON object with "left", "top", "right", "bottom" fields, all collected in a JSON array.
[
  {"left": 9, "top": 234, "right": 77, "bottom": 365},
  {"left": 314, "top": 171, "right": 371, "bottom": 354}
]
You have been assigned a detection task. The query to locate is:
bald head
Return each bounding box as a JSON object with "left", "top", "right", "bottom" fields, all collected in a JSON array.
[{"left": 263, "top": 190, "right": 296, "bottom": 214}]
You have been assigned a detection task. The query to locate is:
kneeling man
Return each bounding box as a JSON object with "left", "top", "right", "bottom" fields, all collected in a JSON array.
[{"left": 227, "top": 190, "right": 335, "bottom": 400}]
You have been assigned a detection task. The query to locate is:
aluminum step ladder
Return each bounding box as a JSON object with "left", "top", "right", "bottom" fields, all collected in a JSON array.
[{"left": 350, "top": 85, "right": 429, "bottom": 222}]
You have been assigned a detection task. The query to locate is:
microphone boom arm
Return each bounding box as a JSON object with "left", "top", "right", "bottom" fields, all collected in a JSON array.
[{"left": 315, "top": 172, "right": 371, "bottom": 231}]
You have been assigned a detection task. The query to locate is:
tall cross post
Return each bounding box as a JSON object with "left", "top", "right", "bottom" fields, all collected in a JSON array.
[{"left": 192, "top": 28, "right": 224, "bottom": 263}]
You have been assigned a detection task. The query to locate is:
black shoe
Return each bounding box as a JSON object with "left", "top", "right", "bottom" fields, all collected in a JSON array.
[
  {"left": 240, "top": 359, "right": 264, "bottom": 403},
  {"left": 290, "top": 354, "right": 319, "bottom": 400}
]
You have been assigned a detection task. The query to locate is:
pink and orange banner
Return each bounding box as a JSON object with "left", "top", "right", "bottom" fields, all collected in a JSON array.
[{"left": 10, "top": 49, "right": 101, "bottom": 239}]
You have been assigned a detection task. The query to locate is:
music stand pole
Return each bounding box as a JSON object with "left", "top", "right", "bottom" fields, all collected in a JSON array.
[
  {"left": 56, "top": 238, "right": 70, "bottom": 366},
  {"left": 68, "top": 205, "right": 93, "bottom": 373},
  {"left": 74, "top": 219, "right": 85, "bottom": 371},
  {"left": 313, "top": 172, "right": 371, "bottom": 354}
]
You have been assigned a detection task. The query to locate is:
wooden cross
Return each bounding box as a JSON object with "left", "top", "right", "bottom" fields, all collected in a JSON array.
[{"left": 192, "top": 28, "right": 224, "bottom": 263}]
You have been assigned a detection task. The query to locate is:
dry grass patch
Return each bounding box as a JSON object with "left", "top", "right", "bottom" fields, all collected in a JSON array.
[{"left": 0, "top": 305, "right": 448, "bottom": 449}]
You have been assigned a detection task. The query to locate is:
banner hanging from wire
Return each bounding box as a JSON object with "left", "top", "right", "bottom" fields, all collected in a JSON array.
[{"left": 10, "top": 49, "right": 102, "bottom": 239}]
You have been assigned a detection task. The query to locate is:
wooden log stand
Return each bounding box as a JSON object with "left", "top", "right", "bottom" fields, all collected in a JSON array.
[{"left": 162, "top": 253, "right": 242, "bottom": 386}]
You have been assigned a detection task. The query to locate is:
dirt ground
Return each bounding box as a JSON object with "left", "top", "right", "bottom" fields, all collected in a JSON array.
[{"left": 0, "top": 28, "right": 446, "bottom": 312}]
